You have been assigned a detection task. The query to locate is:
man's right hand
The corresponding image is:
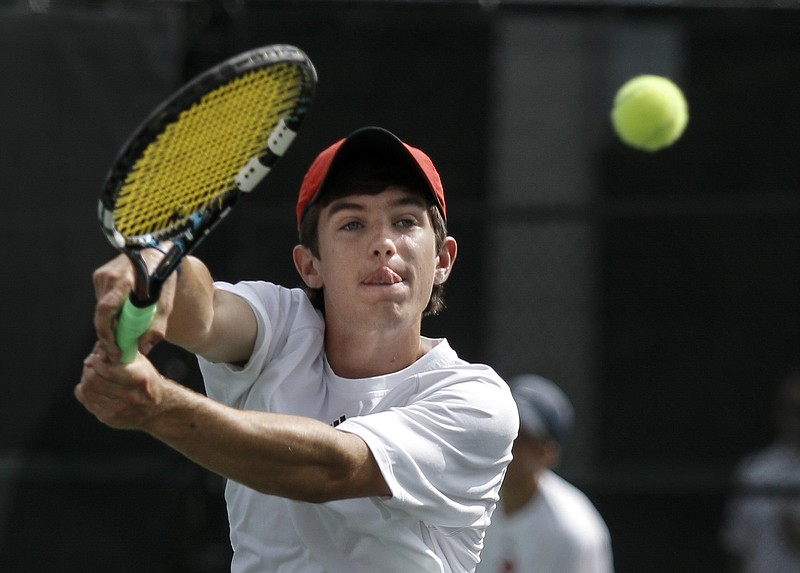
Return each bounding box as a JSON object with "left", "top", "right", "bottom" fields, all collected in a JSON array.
[{"left": 92, "top": 252, "right": 177, "bottom": 362}]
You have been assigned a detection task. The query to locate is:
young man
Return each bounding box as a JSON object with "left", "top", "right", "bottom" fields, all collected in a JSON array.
[
  {"left": 720, "top": 369, "right": 800, "bottom": 573},
  {"left": 477, "top": 374, "right": 614, "bottom": 573},
  {"left": 76, "top": 126, "right": 519, "bottom": 573}
]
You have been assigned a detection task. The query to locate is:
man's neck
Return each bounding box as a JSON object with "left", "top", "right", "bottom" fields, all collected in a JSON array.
[
  {"left": 324, "top": 324, "right": 428, "bottom": 379},
  {"left": 501, "top": 473, "right": 542, "bottom": 516}
]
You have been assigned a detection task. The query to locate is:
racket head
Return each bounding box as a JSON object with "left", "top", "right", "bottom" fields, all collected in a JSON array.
[{"left": 98, "top": 44, "right": 316, "bottom": 281}]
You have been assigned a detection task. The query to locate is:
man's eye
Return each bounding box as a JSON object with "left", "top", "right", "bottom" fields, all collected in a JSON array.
[
  {"left": 396, "top": 218, "right": 416, "bottom": 228},
  {"left": 342, "top": 221, "right": 362, "bottom": 231}
]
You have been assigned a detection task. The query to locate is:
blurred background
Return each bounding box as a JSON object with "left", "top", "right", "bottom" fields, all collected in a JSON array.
[{"left": 3, "top": 0, "right": 800, "bottom": 571}]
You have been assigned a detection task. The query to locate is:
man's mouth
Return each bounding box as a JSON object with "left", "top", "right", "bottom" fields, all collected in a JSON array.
[{"left": 363, "top": 267, "right": 403, "bottom": 285}]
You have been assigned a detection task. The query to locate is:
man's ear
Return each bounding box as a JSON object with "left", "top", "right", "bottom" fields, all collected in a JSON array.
[
  {"left": 434, "top": 236, "right": 458, "bottom": 285},
  {"left": 293, "top": 245, "right": 324, "bottom": 289}
]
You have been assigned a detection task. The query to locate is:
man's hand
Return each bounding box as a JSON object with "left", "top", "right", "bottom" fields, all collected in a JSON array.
[
  {"left": 75, "top": 342, "right": 172, "bottom": 431},
  {"left": 92, "top": 252, "right": 177, "bottom": 362}
]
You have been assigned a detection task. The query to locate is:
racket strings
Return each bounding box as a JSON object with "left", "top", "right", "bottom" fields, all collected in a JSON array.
[{"left": 114, "top": 63, "right": 307, "bottom": 238}]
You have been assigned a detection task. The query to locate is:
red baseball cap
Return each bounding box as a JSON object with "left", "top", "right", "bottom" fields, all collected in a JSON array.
[{"left": 296, "top": 126, "right": 447, "bottom": 228}]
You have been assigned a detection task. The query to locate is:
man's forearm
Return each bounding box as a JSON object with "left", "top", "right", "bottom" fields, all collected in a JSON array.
[{"left": 144, "top": 379, "right": 390, "bottom": 502}]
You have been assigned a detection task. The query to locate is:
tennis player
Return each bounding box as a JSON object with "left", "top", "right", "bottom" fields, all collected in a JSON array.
[{"left": 76, "top": 127, "right": 519, "bottom": 573}]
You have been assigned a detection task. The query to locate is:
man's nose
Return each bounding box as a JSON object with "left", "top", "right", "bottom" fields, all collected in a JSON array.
[{"left": 371, "top": 227, "right": 397, "bottom": 258}]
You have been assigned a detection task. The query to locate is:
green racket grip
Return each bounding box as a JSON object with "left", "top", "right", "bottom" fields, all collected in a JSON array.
[{"left": 116, "top": 298, "right": 158, "bottom": 364}]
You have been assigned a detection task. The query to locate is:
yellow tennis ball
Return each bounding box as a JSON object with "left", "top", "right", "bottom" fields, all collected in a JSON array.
[{"left": 611, "top": 75, "right": 689, "bottom": 152}]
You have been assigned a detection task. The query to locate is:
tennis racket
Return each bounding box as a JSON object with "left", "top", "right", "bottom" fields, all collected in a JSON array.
[{"left": 98, "top": 44, "right": 317, "bottom": 363}]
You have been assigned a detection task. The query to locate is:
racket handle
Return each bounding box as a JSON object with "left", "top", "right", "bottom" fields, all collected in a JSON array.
[{"left": 116, "top": 298, "right": 157, "bottom": 363}]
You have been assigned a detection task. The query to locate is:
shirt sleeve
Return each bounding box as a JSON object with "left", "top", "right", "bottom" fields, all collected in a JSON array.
[
  {"left": 338, "top": 376, "right": 519, "bottom": 528},
  {"left": 198, "top": 281, "right": 324, "bottom": 409}
]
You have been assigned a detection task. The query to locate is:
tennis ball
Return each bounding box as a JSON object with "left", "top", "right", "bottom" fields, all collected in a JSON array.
[{"left": 611, "top": 75, "right": 688, "bottom": 152}]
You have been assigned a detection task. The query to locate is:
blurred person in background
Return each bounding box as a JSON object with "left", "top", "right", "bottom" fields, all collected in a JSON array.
[
  {"left": 477, "top": 374, "right": 614, "bottom": 573},
  {"left": 720, "top": 369, "right": 800, "bottom": 573}
]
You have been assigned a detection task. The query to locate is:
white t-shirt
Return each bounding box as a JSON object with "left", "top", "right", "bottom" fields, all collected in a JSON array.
[
  {"left": 198, "top": 281, "right": 519, "bottom": 573},
  {"left": 720, "top": 442, "right": 800, "bottom": 573},
  {"left": 476, "top": 470, "right": 614, "bottom": 573}
]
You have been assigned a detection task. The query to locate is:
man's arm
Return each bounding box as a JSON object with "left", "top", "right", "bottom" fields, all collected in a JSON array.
[
  {"left": 75, "top": 347, "right": 391, "bottom": 502},
  {"left": 84, "top": 253, "right": 390, "bottom": 501},
  {"left": 164, "top": 256, "right": 256, "bottom": 365},
  {"left": 92, "top": 253, "right": 256, "bottom": 365}
]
